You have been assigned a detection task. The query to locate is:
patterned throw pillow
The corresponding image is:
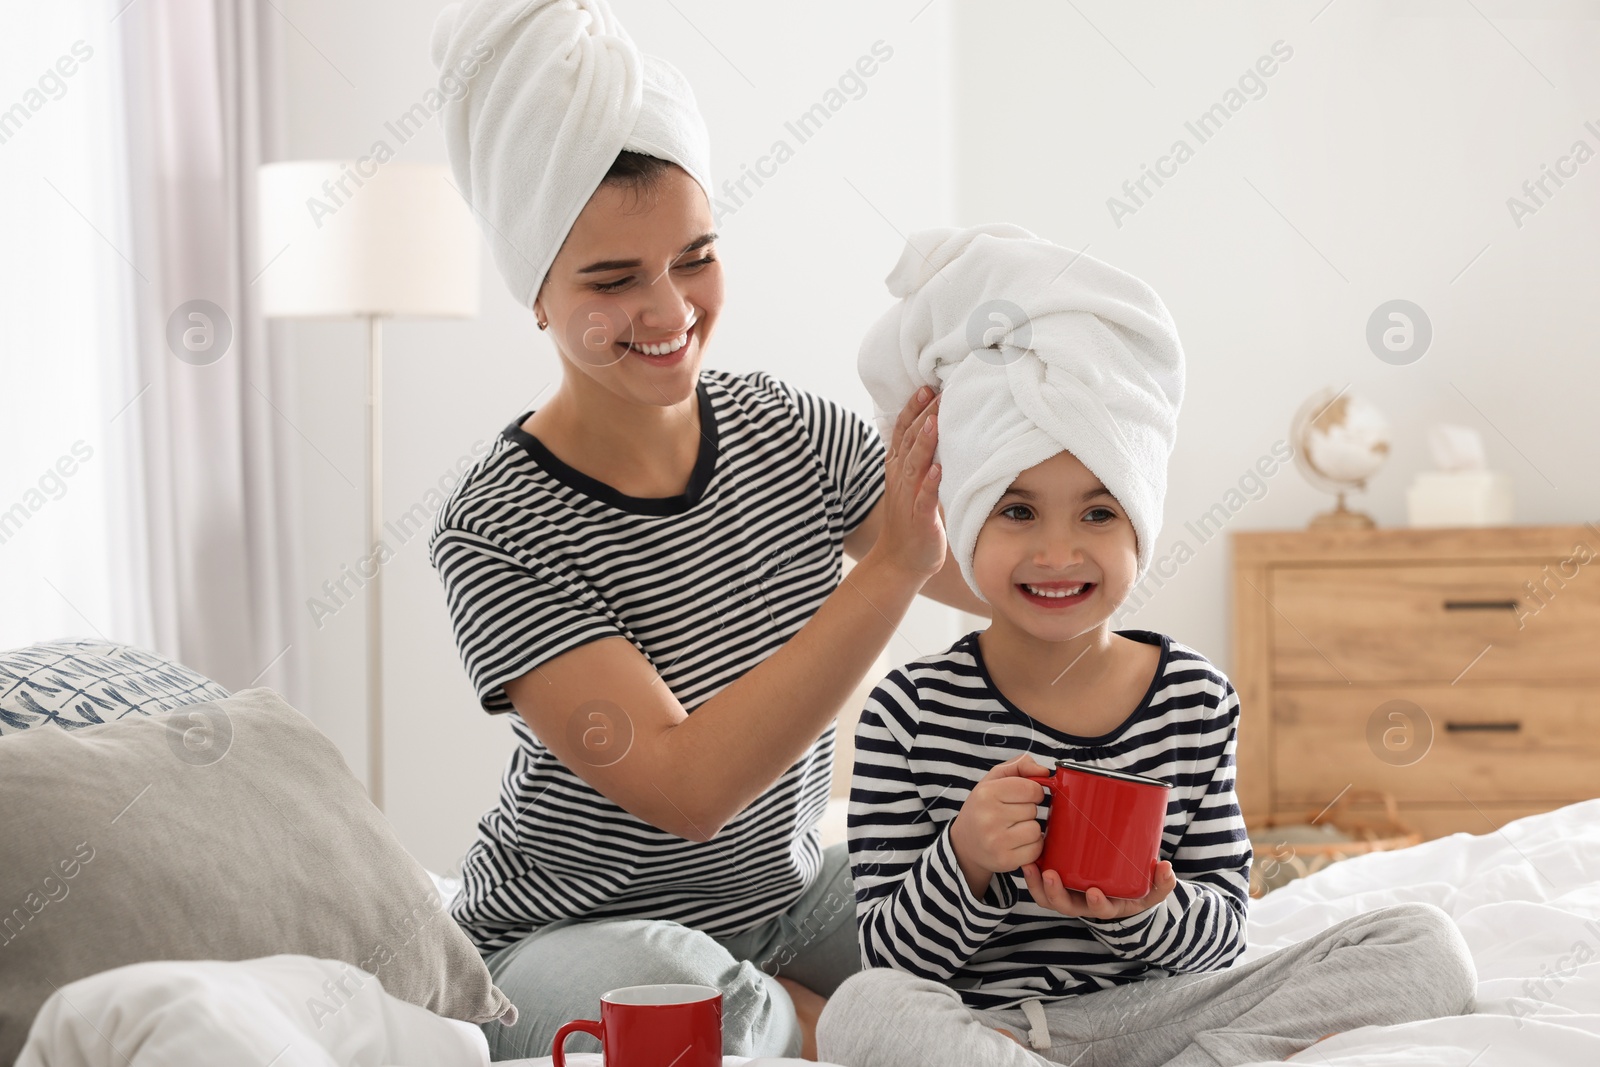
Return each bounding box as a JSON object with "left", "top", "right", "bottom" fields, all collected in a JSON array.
[{"left": 0, "top": 640, "right": 228, "bottom": 736}]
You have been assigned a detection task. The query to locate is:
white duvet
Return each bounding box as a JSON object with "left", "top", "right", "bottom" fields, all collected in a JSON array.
[
  {"left": 1242, "top": 797, "right": 1600, "bottom": 1065},
  {"left": 20, "top": 801, "right": 1600, "bottom": 1066},
  {"left": 15, "top": 955, "right": 491, "bottom": 1067}
]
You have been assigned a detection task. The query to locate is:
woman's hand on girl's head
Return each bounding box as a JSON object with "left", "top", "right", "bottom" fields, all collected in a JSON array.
[
  {"left": 866, "top": 386, "right": 947, "bottom": 581},
  {"left": 843, "top": 385, "right": 989, "bottom": 615},
  {"left": 1021, "top": 860, "right": 1178, "bottom": 921}
]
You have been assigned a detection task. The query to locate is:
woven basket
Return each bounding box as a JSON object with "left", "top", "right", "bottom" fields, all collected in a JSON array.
[{"left": 1247, "top": 789, "right": 1424, "bottom": 898}]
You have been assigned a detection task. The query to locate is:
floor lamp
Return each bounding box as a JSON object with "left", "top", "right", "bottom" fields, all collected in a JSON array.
[{"left": 257, "top": 161, "right": 479, "bottom": 812}]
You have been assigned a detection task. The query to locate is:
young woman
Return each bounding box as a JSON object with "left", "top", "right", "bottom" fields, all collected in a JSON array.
[
  {"left": 428, "top": 147, "right": 988, "bottom": 1059},
  {"left": 425, "top": 3, "right": 992, "bottom": 1052}
]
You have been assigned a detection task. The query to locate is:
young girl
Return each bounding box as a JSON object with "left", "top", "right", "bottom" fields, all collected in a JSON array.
[{"left": 816, "top": 225, "right": 1477, "bottom": 1066}]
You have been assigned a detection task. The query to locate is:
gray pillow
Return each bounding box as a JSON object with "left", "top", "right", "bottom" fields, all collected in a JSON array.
[
  {"left": 0, "top": 688, "right": 514, "bottom": 1063},
  {"left": 0, "top": 640, "right": 229, "bottom": 736}
]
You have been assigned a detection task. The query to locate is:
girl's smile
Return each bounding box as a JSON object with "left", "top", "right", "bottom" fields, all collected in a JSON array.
[{"left": 1016, "top": 580, "right": 1097, "bottom": 610}]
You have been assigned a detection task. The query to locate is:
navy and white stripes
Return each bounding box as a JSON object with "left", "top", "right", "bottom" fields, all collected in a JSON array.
[
  {"left": 429, "top": 369, "right": 885, "bottom": 954},
  {"left": 849, "top": 630, "right": 1251, "bottom": 1010}
]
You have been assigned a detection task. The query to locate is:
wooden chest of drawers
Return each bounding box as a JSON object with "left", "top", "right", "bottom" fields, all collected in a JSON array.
[{"left": 1231, "top": 524, "right": 1600, "bottom": 840}]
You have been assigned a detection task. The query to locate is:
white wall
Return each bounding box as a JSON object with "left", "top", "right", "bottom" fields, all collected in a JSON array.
[
  {"left": 280, "top": 0, "right": 957, "bottom": 871},
  {"left": 951, "top": 0, "right": 1600, "bottom": 664}
]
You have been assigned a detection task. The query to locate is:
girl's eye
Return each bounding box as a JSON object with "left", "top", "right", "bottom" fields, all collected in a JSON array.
[
  {"left": 1000, "top": 503, "right": 1033, "bottom": 521},
  {"left": 591, "top": 275, "right": 632, "bottom": 293},
  {"left": 1084, "top": 506, "right": 1116, "bottom": 524}
]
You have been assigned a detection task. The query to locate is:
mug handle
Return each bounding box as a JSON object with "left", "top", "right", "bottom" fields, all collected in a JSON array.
[
  {"left": 1022, "top": 776, "right": 1067, "bottom": 816},
  {"left": 1021, "top": 774, "right": 1060, "bottom": 796},
  {"left": 552, "top": 1019, "right": 603, "bottom": 1067}
]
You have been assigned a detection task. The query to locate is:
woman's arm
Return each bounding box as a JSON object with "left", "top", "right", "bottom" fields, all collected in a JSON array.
[
  {"left": 844, "top": 498, "right": 990, "bottom": 617},
  {"left": 504, "top": 391, "right": 946, "bottom": 842}
]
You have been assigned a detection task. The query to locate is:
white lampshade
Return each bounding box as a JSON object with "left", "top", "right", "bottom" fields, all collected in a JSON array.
[{"left": 257, "top": 161, "right": 478, "bottom": 319}]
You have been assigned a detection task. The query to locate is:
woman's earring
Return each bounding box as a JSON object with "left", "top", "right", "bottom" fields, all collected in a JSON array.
[{"left": 536, "top": 317, "right": 548, "bottom": 331}]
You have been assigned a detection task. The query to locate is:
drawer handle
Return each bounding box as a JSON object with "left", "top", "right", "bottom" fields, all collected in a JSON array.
[
  {"left": 1444, "top": 720, "right": 1522, "bottom": 732},
  {"left": 1441, "top": 599, "right": 1520, "bottom": 612}
]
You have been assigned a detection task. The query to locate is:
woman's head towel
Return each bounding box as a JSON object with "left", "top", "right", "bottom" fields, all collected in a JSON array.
[
  {"left": 858, "top": 224, "right": 1185, "bottom": 595},
  {"left": 430, "top": 0, "right": 713, "bottom": 307}
]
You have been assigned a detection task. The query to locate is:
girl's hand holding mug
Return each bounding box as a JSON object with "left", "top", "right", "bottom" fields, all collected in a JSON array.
[
  {"left": 1022, "top": 858, "right": 1178, "bottom": 920},
  {"left": 954, "top": 753, "right": 1179, "bottom": 918},
  {"left": 949, "top": 754, "right": 1055, "bottom": 897}
]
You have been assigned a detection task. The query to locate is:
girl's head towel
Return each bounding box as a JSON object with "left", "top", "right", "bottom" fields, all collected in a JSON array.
[
  {"left": 858, "top": 224, "right": 1185, "bottom": 595},
  {"left": 430, "top": 0, "right": 713, "bottom": 308}
]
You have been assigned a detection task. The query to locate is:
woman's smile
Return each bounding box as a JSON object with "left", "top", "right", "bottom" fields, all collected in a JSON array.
[{"left": 619, "top": 318, "right": 697, "bottom": 367}]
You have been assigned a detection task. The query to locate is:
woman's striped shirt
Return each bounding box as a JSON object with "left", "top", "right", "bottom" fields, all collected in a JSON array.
[
  {"left": 429, "top": 369, "right": 885, "bottom": 954},
  {"left": 849, "top": 630, "right": 1252, "bottom": 1010}
]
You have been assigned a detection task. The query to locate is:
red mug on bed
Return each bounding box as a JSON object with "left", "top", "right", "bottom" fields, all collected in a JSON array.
[
  {"left": 552, "top": 983, "right": 722, "bottom": 1067},
  {"left": 1022, "top": 761, "right": 1170, "bottom": 899}
]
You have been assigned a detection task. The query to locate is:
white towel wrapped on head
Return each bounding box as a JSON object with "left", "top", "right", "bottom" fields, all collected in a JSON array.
[
  {"left": 857, "top": 224, "right": 1185, "bottom": 596},
  {"left": 430, "top": 0, "right": 713, "bottom": 308}
]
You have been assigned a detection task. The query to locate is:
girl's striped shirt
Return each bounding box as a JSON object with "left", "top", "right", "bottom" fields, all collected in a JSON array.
[
  {"left": 849, "top": 630, "right": 1252, "bottom": 1010},
  {"left": 429, "top": 368, "right": 884, "bottom": 954}
]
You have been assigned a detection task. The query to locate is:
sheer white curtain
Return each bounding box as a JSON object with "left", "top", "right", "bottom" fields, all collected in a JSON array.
[
  {"left": 0, "top": 3, "right": 144, "bottom": 650},
  {"left": 0, "top": 0, "right": 306, "bottom": 704},
  {"left": 116, "top": 0, "right": 307, "bottom": 700}
]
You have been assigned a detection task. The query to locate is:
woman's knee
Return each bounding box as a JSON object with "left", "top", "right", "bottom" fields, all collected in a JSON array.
[
  {"left": 583, "top": 922, "right": 797, "bottom": 1057},
  {"left": 586, "top": 922, "right": 794, "bottom": 1055},
  {"left": 718, "top": 958, "right": 806, "bottom": 1057},
  {"left": 485, "top": 918, "right": 793, "bottom": 1058}
]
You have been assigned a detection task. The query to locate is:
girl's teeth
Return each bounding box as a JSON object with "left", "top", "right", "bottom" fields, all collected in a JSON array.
[{"left": 1025, "top": 583, "right": 1086, "bottom": 598}]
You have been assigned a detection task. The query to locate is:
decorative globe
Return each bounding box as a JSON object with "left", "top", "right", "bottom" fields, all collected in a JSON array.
[{"left": 1291, "top": 388, "right": 1391, "bottom": 528}]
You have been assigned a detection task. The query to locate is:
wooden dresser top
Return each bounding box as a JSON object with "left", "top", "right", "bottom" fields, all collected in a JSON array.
[{"left": 1233, "top": 524, "right": 1600, "bottom": 564}]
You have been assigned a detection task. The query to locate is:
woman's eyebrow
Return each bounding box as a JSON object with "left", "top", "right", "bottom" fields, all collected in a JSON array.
[
  {"left": 576, "top": 232, "right": 719, "bottom": 275},
  {"left": 576, "top": 257, "right": 640, "bottom": 274},
  {"left": 1082, "top": 485, "right": 1113, "bottom": 501},
  {"left": 679, "top": 232, "right": 718, "bottom": 255}
]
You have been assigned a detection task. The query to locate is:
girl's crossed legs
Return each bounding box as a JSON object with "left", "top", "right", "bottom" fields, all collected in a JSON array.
[{"left": 818, "top": 901, "right": 1476, "bottom": 1067}]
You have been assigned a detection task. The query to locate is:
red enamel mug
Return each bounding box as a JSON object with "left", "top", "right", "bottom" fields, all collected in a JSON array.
[
  {"left": 552, "top": 983, "right": 722, "bottom": 1067},
  {"left": 1022, "top": 762, "right": 1170, "bottom": 899}
]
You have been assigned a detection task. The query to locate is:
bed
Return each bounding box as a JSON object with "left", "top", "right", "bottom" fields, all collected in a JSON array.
[
  {"left": 492, "top": 796, "right": 1600, "bottom": 1066},
  {"left": 18, "top": 796, "right": 1599, "bottom": 1065}
]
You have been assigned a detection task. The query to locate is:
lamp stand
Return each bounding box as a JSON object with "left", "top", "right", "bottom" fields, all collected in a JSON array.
[{"left": 365, "top": 313, "right": 386, "bottom": 812}]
